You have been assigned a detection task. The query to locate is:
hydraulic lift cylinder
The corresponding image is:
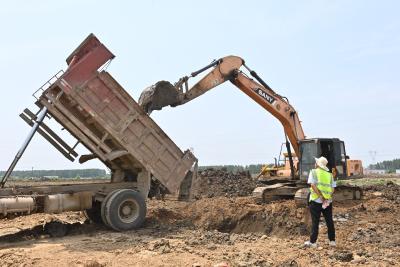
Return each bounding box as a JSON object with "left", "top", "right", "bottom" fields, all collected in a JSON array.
[{"left": 0, "top": 107, "right": 48, "bottom": 187}]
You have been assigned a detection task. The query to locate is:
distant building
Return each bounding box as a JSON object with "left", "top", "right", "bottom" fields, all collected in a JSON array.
[{"left": 364, "top": 169, "right": 386, "bottom": 175}]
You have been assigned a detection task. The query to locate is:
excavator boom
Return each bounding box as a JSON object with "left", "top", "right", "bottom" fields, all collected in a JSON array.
[
  {"left": 231, "top": 72, "right": 305, "bottom": 154},
  {"left": 138, "top": 55, "right": 305, "bottom": 155}
]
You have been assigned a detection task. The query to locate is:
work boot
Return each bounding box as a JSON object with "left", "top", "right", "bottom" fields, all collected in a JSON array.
[{"left": 303, "top": 241, "right": 317, "bottom": 248}]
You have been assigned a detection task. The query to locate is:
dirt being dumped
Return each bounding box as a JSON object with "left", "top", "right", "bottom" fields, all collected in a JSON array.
[{"left": 191, "top": 168, "right": 260, "bottom": 199}]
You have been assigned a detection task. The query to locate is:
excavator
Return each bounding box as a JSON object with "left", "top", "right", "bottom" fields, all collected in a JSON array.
[
  {"left": 256, "top": 144, "right": 363, "bottom": 181},
  {"left": 138, "top": 56, "right": 362, "bottom": 204},
  {"left": 256, "top": 151, "right": 299, "bottom": 181}
]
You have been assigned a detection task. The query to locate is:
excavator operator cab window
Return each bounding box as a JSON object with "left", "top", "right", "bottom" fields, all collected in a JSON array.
[
  {"left": 319, "top": 139, "right": 347, "bottom": 178},
  {"left": 298, "top": 141, "right": 318, "bottom": 181},
  {"left": 333, "top": 140, "right": 347, "bottom": 178},
  {"left": 319, "top": 140, "right": 334, "bottom": 171},
  {"left": 299, "top": 138, "right": 348, "bottom": 181}
]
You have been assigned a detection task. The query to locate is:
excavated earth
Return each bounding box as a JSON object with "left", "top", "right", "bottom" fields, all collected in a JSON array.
[
  {"left": 0, "top": 172, "right": 399, "bottom": 266},
  {"left": 191, "top": 168, "right": 261, "bottom": 199}
]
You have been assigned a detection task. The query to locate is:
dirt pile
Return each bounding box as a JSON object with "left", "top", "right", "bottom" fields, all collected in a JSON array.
[
  {"left": 191, "top": 168, "right": 259, "bottom": 198},
  {"left": 146, "top": 197, "right": 307, "bottom": 237},
  {"left": 363, "top": 181, "right": 400, "bottom": 203},
  {"left": 181, "top": 197, "right": 306, "bottom": 235},
  {"left": 147, "top": 196, "right": 307, "bottom": 236}
]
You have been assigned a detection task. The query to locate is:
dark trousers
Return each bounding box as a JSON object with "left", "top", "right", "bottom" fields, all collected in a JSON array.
[{"left": 309, "top": 201, "right": 335, "bottom": 243}]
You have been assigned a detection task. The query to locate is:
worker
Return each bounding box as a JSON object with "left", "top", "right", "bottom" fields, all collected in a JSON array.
[{"left": 304, "top": 156, "right": 336, "bottom": 248}]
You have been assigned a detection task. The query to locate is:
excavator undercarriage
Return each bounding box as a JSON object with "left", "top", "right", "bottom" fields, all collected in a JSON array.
[{"left": 254, "top": 180, "right": 362, "bottom": 207}]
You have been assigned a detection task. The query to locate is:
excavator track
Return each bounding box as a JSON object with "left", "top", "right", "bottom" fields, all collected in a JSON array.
[
  {"left": 253, "top": 183, "right": 363, "bottom": 206},
  {"left": 252, "top": 182, "right": 302, "bottom": 204}
]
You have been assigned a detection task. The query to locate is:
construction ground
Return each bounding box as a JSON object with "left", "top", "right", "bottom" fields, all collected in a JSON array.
[{"left": 0, "top": 171, "right": 399, "bottom": 267}]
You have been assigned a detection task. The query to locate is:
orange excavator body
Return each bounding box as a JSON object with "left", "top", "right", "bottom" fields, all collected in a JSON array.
[{"left": 138, "top": 55, "right": 363, "bottom": 184}]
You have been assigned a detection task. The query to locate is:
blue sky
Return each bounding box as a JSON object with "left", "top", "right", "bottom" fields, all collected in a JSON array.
[{"left": 0, "top": 0, "right": 399, "bottom": 171}]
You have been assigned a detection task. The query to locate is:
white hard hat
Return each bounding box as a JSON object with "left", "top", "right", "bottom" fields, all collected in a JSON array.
[{"left": 315, "top": 156, "right": 329, "bottom": 172}]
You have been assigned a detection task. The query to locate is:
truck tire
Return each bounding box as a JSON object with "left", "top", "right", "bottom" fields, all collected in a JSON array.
[
  {"left": 101, "top": 189, "right": 122, "bottom": 227},
  {"left": 103, "top": 189, "right": 146, "bottom": 231},
  {"left": 84, "top": 201, "right": 102, "bottom": 224}
]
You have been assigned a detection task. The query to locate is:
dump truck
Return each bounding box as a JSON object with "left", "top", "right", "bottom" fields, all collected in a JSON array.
[{"left": 0, "top": 34, "right": 197, "bottom": 231}]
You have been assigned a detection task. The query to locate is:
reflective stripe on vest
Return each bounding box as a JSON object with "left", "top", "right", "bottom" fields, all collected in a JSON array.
[{"left": 310, "top": 168, "right": 333, "bottom": 201}]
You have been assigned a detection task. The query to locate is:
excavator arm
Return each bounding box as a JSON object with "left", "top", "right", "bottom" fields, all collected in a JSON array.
[{"left": 138, "top": 55, "right": 305, "bottom": 156}]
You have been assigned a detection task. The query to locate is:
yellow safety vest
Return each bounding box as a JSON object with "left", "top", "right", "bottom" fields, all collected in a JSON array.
[{"left": 310, "top": 168, "right": 333, "bottom": 201}]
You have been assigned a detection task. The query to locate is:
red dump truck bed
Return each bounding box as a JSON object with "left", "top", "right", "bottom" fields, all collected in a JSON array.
[
  {"left": 0, "top": 34, "right": 197, "bottom": 231},
  {"left": 35, "top": 34, "right": 197, "bottom": 196}
]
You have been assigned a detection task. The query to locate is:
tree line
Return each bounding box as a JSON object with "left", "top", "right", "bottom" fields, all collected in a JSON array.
[
  {"left": 0, "top": 169, "right": 108, "bottom": 179},
  {"left": 198, "top": 164, "right": 264, "bottom": 174},
  {"left": 0, "top": 166, "right": 264, "bottom": 179},
  {"left": 369, "top": 158, "right": 400, "bottom": 172},
  {"left": 2, "top": 158, "right": 398, "bottom": 179}
]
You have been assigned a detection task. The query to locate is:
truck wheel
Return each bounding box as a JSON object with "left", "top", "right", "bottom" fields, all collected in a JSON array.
[
  {"left": 101, "top": 189, "right": 121, "bottom": 227},
  {"left": 103, "top": 189, "right": 146, "bottom": 231},
  {"left": 84, "top": 201, "right": 103, "bottom": 224}
]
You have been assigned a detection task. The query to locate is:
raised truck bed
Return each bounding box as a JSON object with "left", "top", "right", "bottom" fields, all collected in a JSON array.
[{"left": 0, "top": 34, "right": 197, "bottom": 231}]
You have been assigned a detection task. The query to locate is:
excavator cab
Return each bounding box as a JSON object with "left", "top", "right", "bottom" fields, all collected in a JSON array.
[{"left": 298, "top": 138, "right": 347, "bottom": 181}]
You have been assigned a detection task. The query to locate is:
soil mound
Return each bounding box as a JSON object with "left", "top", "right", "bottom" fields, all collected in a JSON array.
[
  {"left": 363, "top": 182, "right": 400, "bottom": 203},
  {"left": 191, "top": 168, "right": 259, "bottom": 198},
  {"left": 182, "top": 197, "right": 306, "bottom": 236}
]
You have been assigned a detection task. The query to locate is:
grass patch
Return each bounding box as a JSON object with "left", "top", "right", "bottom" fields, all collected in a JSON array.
[{"left": 337, "top": 177, "right": 400, "bottom": 187}]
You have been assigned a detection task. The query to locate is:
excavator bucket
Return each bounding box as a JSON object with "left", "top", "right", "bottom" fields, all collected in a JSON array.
[{"left": 138, "top": 81, "right": 180, "bottom": 114}]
